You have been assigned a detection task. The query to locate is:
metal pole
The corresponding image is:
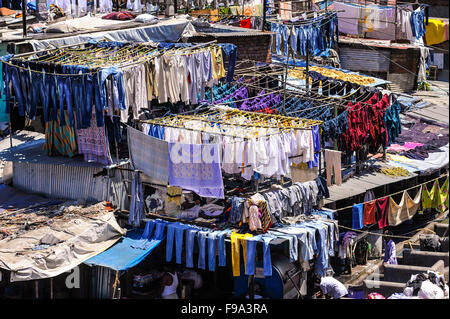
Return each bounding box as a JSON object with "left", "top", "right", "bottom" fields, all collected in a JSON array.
[
  {"left": 262, "top": 0, "right": 267, "bottom": 31},
  {"left": 35, "top": 281, "right": 39, "bottom": 299},
  {"left": 282, "top": 30, "right": 292, "bottom": 115},
  {"left": 249, "top": 275, "right": 255, "bottom": 299},
  {"left": 305, "top": 41, "right": 310, "bottom": 93},
  {"left": 22, "top": 0, "right": 27, "bottom": 37}
]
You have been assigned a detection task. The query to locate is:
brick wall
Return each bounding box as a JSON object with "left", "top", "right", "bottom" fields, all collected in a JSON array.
[{"left": 185, "top": 34, "right": 273, "bottom": 66}]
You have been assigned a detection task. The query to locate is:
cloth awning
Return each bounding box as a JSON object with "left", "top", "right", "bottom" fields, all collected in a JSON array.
[
  {"left": 84, "top": 229, "right": 163, "bottom": 271},
  {"left": 0, "top": 211, "right": 126, "bottom": 282}
]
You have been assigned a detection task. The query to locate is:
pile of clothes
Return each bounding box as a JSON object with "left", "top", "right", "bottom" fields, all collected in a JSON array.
[{"left": 401, "top": 271, "right": 449, "bottom": 299}]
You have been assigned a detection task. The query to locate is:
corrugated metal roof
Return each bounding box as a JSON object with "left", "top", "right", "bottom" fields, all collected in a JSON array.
[{"left": 339, "top": 47, "right": 391, "bottom": 73}]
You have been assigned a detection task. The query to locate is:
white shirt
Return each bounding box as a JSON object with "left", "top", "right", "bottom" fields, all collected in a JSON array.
[
  {"left": 162, "top": 272, "right": 179, "bottom": 297},
  {"left": 320, "top": 277, "right": 348, "bottom": 299}
]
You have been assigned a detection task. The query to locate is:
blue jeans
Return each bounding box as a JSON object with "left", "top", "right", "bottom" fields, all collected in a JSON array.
[
  {"left": 153, "top": 220, "right": 167, "bottom": 240},
  {"left": 290, "top": 26, "right": 298, "bottom": 56},
  {"left": 219, "top": 44, "right": 237, "bottom": 83},
  {"left": 217, "top": 230, "right": 230, "bottom": 267},
  {"left": 142, "top": 220, "right": 156, "bottom": 239},
  {"left": 186, "top": 228, "right": 199, "bottom": 268},
  {"left": 271, "top": 23, "right": 282, "bottom": 56},
  {"left": 197, "top": 231, "right": 209, "bottom": 270},
  {"left": 280, "top": 25, "right": 289, "bottom": 56},
  {"left": 245, "top": 235, "right": 261, "bottom": 276},
  {"left": 45, "top": 74, "right": 58, "bottom": 122},
  {"left": 3, "top": 64, "right": 25, "bottom": 117},
  {"left": 305, "top": 222, "right": 330, "bottom": 277},
  {"left": 18, "top": 68, "right": 31, "bottom": 118},
  {"left": 84, "top": 73, "right": 103, "bottom": 127},
  {"left": 245, "top": 235, "right": 276, "bottom": 276},
  {"left": 268, "top": 231, "right": 298, "bottom": 262},
  {"left": 56, "top": 75, "right": 74, "bottom": 126},
  {"left": 99, "top": 66, "right": 126, "bottom": 113},
  {"left": 230, "top": 197, "right": 246, "bottom": 224},
  {"left": 166, "top": 223, "right": 177, "bottom": 262},
  {"left": 175, "top": 224, "right": 187, "bottom": 264},
  {"left": 30, "top": 73, "right": 43, "bottom": 121},
  {"left": 207, "top": 231, "right": 218, "bottom": 271}
]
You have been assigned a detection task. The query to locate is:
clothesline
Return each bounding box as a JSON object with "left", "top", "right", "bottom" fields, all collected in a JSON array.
[{"left": 334, "top": 173, "right": 449, "bottom": 212}]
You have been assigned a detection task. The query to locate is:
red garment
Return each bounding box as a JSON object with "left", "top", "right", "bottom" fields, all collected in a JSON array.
[
  {"left": 376, "top": 197, "right": 389, "bottom": 229},
  {"left": 363, "top": 200, "right": 377, "bottom": 226},
  {"left": 102, "top": 11, "right": 136, "bottom": 20},
  {"left": 239, "top": 18, "right": 252, "bottom": 29},
  {"left": 341, "top": 93, "right": 390, "bottom": 152}
]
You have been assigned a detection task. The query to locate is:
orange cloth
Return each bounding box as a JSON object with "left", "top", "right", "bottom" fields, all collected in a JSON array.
[
  {"left": 0, "top": 7, "right": 17, "bottom": 16},
  {"left": 363, "top": 200, "right": 377, "bottom": 226}
]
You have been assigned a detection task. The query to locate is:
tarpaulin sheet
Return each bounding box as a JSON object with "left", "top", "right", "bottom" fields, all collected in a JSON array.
[
  {"left": 29, "top": 18, "right": 196, "bottom": 51},
  {"left": 0, "top": 209, "right": 126, "bottom": 281},
  {"left": 84, "top": 229, "right": 163, "bottom": 271}
]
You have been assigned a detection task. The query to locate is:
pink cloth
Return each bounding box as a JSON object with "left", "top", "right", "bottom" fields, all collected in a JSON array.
[
  {"left": 388, "top": 142, "right": 424, "bottom": 152},
  {"left": 403, "top": 142, "right": 424, "bottom": 149}
]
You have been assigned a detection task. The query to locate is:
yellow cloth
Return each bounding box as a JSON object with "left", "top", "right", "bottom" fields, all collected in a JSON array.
[
  {"left": 422, "top": 180, "right": 444, "bottom": 212},
  {"left": 211, "top": 47, "right": 226, "bottom": 80},
  {"left": 167, "top": 186, "right": 183, "bottom": 206},
  {"left": 425, "top": 19, "right": 449, "bottom": 46},
  {"left": 231, "top": 232, "right": 253, "bottom": 277},
  {"left": 388, "top": 186, "right": 422, "bottom": 226},
  {"left": 388, "top": 154, "right": 413, "bottom": 163},
  {"left": 440, "top": 176, "right": 449, "bottom": 212}
]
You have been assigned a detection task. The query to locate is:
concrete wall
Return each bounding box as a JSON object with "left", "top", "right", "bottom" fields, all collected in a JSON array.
[{"left": 402, "top": 250, "right": 449, "bottom": 268}]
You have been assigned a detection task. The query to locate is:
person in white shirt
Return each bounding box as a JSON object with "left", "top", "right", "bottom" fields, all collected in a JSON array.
[
  {"left": 316, "top": 275, "right": 348, "bottom": 299},
  {"left": 160, "top": 266, "right": 179, "bottom": 299}
]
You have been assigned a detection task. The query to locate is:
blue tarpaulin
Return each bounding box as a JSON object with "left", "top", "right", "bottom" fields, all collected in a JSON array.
[{"left": 85, "top": 229, "right": 163, "bottom": 271}]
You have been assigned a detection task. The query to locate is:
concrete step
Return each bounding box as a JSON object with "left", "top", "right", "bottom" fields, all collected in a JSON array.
[
  {"left": 403, "top": 249, "right": 449, "bottom": 268},
  {"left": 363, "top": 280, "right": 405, "bottom": 298},
  {"left": 383, "top": 260, "right": 445, "bottom": 283},
  {"left": 434, "top": 223, "right": 449, "bottom": 238}
]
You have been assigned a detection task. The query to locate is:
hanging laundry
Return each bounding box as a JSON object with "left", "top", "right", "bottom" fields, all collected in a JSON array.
[
  {"left": 425, "top": 18, "right": 449, "bottom": 46},
  {"left": 239, "top": 17, "right": 252, "bottom": 29},
  {"left": 388, "top": 186, "right": 422, "bottom": 226},
  {"left": 44, "top": 110, "right": 78, "bottom": 158},
  {"left": 127, "top": 126, "right": 169, "bottom": 183},
  {"left": 325, "top": 149, "right": 342, "bottom": 186},
  {"left": 231, "top": 232, "right": 253, "bottom": 277},
  {"left": 363, "top": 200, "right": 377, "bottom": 226},
  {"left": 168, "top": 142, "right": 225, "bottom": 199},
  {"left": 352, "top": 203, "right": 364, "bottom": 230},
  {"left": 129, "top": 170, "right": 145, "bottom": 227},
  {"left": 376, "top": 197, "right": 390, "bottom": 229}
]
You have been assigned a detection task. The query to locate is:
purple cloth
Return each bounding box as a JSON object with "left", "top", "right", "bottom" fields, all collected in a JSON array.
[
  {"left": 384, "top": 239, "right": 398, "bottom": 264},
  {"left": 168, "top": 143, "right": 224, "bottom": 199}
]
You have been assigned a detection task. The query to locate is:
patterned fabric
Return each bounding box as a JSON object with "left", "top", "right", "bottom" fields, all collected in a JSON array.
[
  {"left": 76, "top": 113, "right": 112, "bottom": 165},
  {"left": 44, "top": 110, "right": 78, "bottom": 157},
  {"left": 127, "top": 125, "right": 169, "bottom": 183},
  {"left": 168, "top": 142, "right": 224, "bottom": 199}
]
